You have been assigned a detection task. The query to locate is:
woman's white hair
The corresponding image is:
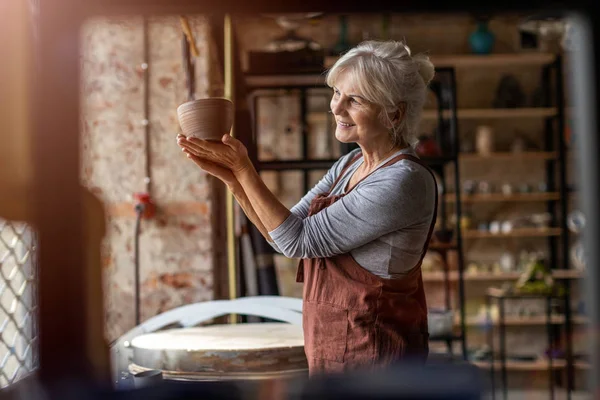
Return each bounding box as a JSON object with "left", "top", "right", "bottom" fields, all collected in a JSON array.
[{"left": 325, "top": 40, "right": 435, "bottom": 147}]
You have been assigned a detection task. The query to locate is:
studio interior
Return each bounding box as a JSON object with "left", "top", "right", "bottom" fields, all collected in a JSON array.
[{"left": 1, "top": 1, "right": 598, "bottom": 400}]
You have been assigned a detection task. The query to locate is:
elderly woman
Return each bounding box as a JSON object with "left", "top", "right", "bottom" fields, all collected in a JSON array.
[{"left": 177, "top": 40, "right": 437, "bottom": 376}]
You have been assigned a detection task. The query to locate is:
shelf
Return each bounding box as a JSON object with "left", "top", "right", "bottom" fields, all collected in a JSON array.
[
  {"left": 257, "top": 159, "right": 336, "bottom": 171},
  {"left": 463, "top": 228, "right": 562, "bottom": 238},
  {"left": 245, "top": 74, "right": 325, "bottom": 88},
  {"left": 457, "top": 315, "right": 589, "bottom": 327},
  {"left": 422, "top": 270, "right": 583, "bottom": 282},
  {"left": 421, "top": 107, "right": 558, "bottom": 120},
  {"left": 486, "top": 287, "right": 563, "bottom": 299},
  {"left": 445, "top": 192, "right": 561, "bottom": 203},
  {"left": 255, "top": 153, "right": 558, "bottom": 172},
  {"left": 473, "top": 359, "right": 591, "bottom": 371},
  {"left": 324, "top": 53, "right": 557, "bottom": 69},
  {"left": 430, "top": 53, "right": 557, "bottom": 68},
  {"left": 429, "top": 333, "right": 463, "bottom": 342},
  {"left": 552, "top": 269, "right": 584, "bottom": 279},
  {"left": 428, "top": 242, "right": 458, "bottom": 251},
  {"left": 420, "top": 155, "right": 456, "bottom": 166},
  {"left": 459, "top": 151, "right": 558, "bottom": 161},
  {"left": 473, "top": 359, "right": 566, "bottom": 371},
  {"left": 257, "top": 156, "right": 456, "bottom": 171},
  {"left": 574, "top": 362, "right": 591, "bottom": 370}
]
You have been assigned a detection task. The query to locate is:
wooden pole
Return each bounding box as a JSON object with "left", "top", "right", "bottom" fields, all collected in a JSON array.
[{"left": 224, "top": 14, "right": 237, "bottom": 323}]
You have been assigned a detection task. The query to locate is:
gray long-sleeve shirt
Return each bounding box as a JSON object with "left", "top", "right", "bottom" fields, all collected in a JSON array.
[{"left": 268, "top": 147, "right": 436, "bottom": 279}]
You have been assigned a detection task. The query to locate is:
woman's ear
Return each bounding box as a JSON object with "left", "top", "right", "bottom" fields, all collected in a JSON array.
[{"left": 393, "top": 102, "right": 407, "bottom": 124}]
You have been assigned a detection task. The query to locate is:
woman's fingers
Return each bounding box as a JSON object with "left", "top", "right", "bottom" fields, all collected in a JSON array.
[
  {"left": 177, "top": 137, "right": 208, "bottom": 155},
  {"left": 179, "top": 141, "right": 204, "bottom": 157},
  {"left": 221, "top": 134, "right": 242, "bottom": 150},
  {"left": 177, "top": 134, "right": 249, "bottom": 173},
  {"left": 186, "top": 137, "right": 230, "bottom": 154},
  {"left": 185, "top": 152, "right": 236, "bottom": 185}
]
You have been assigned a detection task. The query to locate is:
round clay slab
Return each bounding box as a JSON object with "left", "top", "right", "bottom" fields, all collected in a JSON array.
[
  {"left": 131, "top": 323, "right": 304, "bottom": 351},
  {"left": 130, "top": 323, "right": 307, "bottom": 374}
]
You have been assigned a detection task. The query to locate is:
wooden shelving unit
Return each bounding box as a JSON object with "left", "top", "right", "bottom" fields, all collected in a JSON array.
[{"left": 416, "top": 51, "right": 582, "bottom": 394}]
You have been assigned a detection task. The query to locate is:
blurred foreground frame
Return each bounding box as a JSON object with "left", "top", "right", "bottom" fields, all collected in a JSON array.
[{"left": 0, "top": 0, "right": 598, "bottom": 399}]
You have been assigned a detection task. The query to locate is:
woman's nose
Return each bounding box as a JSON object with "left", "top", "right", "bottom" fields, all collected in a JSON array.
[{"left": 330, "top": 99, "right": 344, "bottom": 115}]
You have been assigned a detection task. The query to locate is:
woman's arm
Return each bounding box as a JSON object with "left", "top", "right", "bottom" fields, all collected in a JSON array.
[
  {"left": 179, "top": 135, "right": 390, "bottom": 258},
  {"left": 233, "top": 147, "right": 354, "bottom": 232},
  {"left": 268, "top": 164, "right": 436, "bottom": 259},
  {"left": 178, "top": 133, "right": 346, "bottom": 218},
  {"left": 229, "top": 181, "right": 273, "bottom": 242},
  {"left": 235, "top": 166, "right": 291, "bottom": 232},
  {"left": 287, "top": 158, "right": 345, "bottom": 219},
  {"left": 182, "top": 149, "right": 274, "bottom": 242},
  {"left": 178, "top": 134, "right": 292, "bottom": 231}
]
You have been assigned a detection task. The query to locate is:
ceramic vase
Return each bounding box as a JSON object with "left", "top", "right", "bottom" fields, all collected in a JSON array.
[{"left": 469, "top": 20, "right": 495, "bottom": 55}]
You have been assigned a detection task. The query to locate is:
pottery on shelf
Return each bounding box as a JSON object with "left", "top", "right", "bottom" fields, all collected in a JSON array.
[
  {"left": 469, "top": 19, "right": 495, "bottom": 55},
  {"left": 475, "top": 125, "right": 494, "bottom": 155}
]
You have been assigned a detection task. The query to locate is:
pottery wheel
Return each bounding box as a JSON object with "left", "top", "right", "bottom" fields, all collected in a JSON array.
[{"left": 130, "top": 323, "right": 308, "bottom": 375}]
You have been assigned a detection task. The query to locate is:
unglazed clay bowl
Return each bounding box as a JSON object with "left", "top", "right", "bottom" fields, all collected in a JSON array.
[{"left": 177, "top": 98, "right": 233, "bottom": 141}]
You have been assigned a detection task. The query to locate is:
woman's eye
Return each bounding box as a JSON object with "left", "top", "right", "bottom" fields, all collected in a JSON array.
[{"left": 350, "top": 97, "right": 359, "bottom": 104}]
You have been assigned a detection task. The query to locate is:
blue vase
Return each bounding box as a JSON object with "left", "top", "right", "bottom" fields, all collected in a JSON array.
[{"left": 469, "top": 21, "right": 495, "bottom": 55}]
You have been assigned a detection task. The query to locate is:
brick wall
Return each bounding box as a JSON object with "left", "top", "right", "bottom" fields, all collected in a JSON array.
[{"left": 80, "top": 15, "right": 225, "bottom": 341}]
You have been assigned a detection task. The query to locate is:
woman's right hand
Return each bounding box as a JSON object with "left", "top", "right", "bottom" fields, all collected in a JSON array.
[{"left": 179, "top": 135, "right": 239, "bottom": 190}]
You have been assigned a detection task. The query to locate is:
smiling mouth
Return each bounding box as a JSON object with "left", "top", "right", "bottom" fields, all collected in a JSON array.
[{"left": 337, "top": 121, "right": 355, "bottom": 127}]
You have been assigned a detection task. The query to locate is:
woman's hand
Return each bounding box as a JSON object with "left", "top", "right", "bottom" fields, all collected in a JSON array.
[
  {"left": 181, "top": 146, "right": 239, "bottom": 190},
  {"left": 177, "top": 133, "right": 252, "bottom": 176}
]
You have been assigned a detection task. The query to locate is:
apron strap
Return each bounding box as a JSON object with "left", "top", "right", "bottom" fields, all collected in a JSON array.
[
  {"left": 297, "top": 153, "right": 362, "bottom": 283},
  {"left": 327, "top": 152, "right": 363, "bottom": 193},
  {"left": 344, "top": 153, "right": 438, "bottom": 258}
]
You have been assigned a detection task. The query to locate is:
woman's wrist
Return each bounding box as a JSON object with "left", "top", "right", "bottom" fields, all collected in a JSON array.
[
  {"left": 234, "top": 159, "right": 258, "bottom": 183},
  {"left": 227, "top": 180, "right": 243, "bottom": 195}
]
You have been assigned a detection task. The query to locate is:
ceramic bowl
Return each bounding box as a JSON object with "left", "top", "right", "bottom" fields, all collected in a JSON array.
[{"left": 177, "top": 98, "right": 233, "bottom": 141}]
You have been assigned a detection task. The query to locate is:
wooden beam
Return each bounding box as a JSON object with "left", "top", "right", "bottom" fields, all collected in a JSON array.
[
  {"left": 82, "top": 1, "right": 586, "bottom": 18},
  {"left": 34, "top": 0, "right": 93, "bottom": 382}
]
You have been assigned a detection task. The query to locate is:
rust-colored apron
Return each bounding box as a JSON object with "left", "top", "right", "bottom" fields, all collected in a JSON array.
[{"left": 296, "top": 152, "right": 438, "bottom": 376}]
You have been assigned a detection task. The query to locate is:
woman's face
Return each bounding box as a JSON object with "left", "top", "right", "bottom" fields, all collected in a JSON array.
[{"left": 329, "top": 73, "right": 391, "bottom": 147}]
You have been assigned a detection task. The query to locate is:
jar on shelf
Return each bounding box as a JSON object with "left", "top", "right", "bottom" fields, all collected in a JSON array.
[{"left": 475, "top": 125, "right": 494, "bottom": 155}]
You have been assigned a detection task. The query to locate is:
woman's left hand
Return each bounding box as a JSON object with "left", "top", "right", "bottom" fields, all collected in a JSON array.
[{"left": 177, "top": 133, "right": 252, "bottom": 176}]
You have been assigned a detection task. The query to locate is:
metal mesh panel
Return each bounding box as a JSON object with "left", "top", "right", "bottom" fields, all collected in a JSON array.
[{"left": 0, "top": 219, "right": 38, "bottom": 387}]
